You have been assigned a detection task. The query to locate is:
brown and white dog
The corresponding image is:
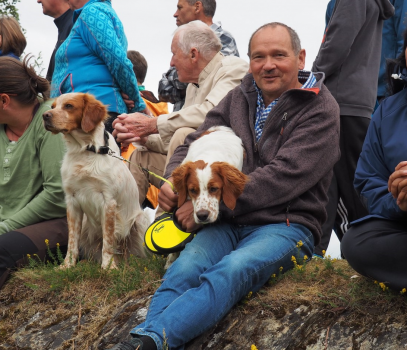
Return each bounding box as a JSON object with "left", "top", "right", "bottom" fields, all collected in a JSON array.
[
  {"left": 172, "top": 126, "right": 248, "bottom": 224},
  {"left": 43, "top": 92, "right": 148, "bottom": 269}
]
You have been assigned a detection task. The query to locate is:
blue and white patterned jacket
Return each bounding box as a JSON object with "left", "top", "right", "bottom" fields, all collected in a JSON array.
[{"left": 51, "top": 0, "right": 145, "bottom": 114}]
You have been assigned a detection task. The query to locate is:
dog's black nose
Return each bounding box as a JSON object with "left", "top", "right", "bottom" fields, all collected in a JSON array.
[
  {"left": 43, "top": 111, "right": 52, "bottom": 120},
  {"left": 196, "top": 210, "right": 210, "bottom": 222}
]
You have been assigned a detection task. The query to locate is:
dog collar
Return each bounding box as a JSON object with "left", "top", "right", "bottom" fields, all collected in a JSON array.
[{"left": 86, "top": 130, "right": 110, "bottom": 155}]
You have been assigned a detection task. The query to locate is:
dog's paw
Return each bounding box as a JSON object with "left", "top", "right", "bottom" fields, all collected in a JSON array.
[
  {"left": 59, "top": 261, "right": 76, "bottom": 269},
  {"left": 101, "top": 259, "right": 118, "bottom": 270}
]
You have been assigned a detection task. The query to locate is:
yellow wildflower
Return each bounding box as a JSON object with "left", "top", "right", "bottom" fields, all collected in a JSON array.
[
  {"left": 296, "top": 240, "right": 303, "bottom": 248},
  {"left": 271, "top": 274, "right": 276, "bottom": 278},
  {"left": 401, "top": 288, "right": 406, "bottom": 295},
  {"left": 45, "top": 239, "right": 49, "bottom": 246},
  {"left": 144, "top": 267, "right": 148, "bottom": 272},
  {"left": 247, "top": 291, "right": 253, "bottom": 299},
  {"left": 374, "top": 280, "right": 378, "bottom": 284},
  {"left": 56, "top": 243, "right": 60, "bottom": 247},
  {"left": 27, "top": 254, "right": 31, "bottom": 258},
  {"left": 303, "top": 255, "right": 308, "bottom": 261},
  {"left": 279, "top": 266, "right": 283, "bottom": 272},
  {"left": 322, "top": 250, "right": 326, "bottom": 256},
  {"left": 251, "top": 345, "right": 258, "bottom": 350},
  {"left": 379, "top": 282, "right": 387, "bottom": 291},
  {"left": 291, "top": 256, "right": 296, "bottom": 262}
]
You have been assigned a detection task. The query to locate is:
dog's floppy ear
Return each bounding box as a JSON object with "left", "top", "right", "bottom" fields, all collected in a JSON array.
[
  {"left": 211, "top": 162, "right": 248, "bottom": 210},
  {"left": 172, "top": 163, "right": 192, "bottom": 208},
  {"left": 81, "top": 94, "right": 108, "bottom": 133}
]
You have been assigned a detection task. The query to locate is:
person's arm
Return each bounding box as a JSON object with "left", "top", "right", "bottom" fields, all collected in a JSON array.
[
  {"left": 312, "top": 0, "right": 366, "bottom": 76},
  {"left": 0, "top": 126, "right": 66, "bottom": 234},
  {"left": 230, "top": 103, "right": 340, "bottom": 217},
  {"left": 354, "top": 104, "right": 407, "bottom": 219},
  {"left": 78, "top": 7, "right": 146, "bottom": 113},
  {"left": 157, "top": 59, "right": 248, "bottom": 144},
  {"left": 158, "top": 67, "right": 188, "bottom": 104},
  {"left": 394, "top": 0, "right": 407, "bottom": 57}
]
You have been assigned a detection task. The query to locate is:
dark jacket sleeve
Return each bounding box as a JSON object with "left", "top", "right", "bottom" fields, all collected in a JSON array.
[
  {"left": 354, "top": 103, "right": 407, "bottom": 220},
  {"left": 312, "top": 0, "right": 367, "bottom": 77}
]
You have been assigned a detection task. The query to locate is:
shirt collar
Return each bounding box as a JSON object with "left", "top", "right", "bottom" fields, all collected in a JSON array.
[
  {"left": 253, "top": 70, "right": 316, "bottom": 108},
  {"left": 196, "top": 52, "right": 224, "bottom": 87}
]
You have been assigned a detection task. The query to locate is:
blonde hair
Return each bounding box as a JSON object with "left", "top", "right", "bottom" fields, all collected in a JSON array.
[{"left": 0, "top": 16, "right": 27, "bottom": 57}]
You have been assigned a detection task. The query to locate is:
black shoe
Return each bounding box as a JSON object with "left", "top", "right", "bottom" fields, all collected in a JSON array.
[{"left": 106, "top": 338, "right": 143, "bottom": 350}]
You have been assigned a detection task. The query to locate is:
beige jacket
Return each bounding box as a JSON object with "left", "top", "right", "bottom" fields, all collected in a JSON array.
[{"left": 145, "top": 52, "right": 249, "bottom": 154}]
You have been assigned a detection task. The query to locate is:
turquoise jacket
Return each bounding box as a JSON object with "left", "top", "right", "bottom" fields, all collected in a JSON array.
[{"left": 51, "top": 0, "right": 145, "bottom": 113}]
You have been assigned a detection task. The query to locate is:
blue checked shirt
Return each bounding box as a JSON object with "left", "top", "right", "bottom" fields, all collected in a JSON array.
[{"left": 254, "top": 70, "right": 317, "bottom": 141}]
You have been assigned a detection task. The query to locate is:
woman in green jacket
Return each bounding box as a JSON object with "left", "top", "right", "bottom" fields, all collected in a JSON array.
[{"left": 0, "top": 56, "right": 68, "bottom": 288}]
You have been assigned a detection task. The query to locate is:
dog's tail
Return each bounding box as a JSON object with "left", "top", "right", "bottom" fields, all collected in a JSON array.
[{"left": 126, "top": 210, "right": 150, "bottom": 258}]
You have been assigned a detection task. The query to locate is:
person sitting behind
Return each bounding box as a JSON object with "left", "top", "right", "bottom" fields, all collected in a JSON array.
[
  {"left": 107, "top": 22, "right": 340, "bottom": 350},
  {"left": 126, "top": 50, "right": 168, "bottom": 119},
  {"left": 124, "top": 50, "right": 169, "bottom": 208},
  {"left": 341, "top": 29, "right": 407, "bottom": 292},
  {"left": 113, "top": 20, "right": 249, "bottom": 208},
  {"left": 159, "top": 0, "right": 240, "bottom": 112},
  {"left": 0, "top": 16, "right": 26, "bottom": 60},
  {"left": 0, "top": 56, "right": 68, "bottom": 289}
]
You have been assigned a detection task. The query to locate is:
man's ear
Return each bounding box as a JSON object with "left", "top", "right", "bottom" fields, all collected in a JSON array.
[
  {"left": 298, "top": 49, "right": 306, "bottom": 71},
  {"left": 81, "top": 93, "right": 108, "bottom": 133},
  {"left": 190, "top": 47, "right": 199, "bottom": 61},
  {"left": 195, "top": 1, "right": 202, "bottom": 14},
  {"left": 172, "top": 163, "right": 192, "bottom": 207}
]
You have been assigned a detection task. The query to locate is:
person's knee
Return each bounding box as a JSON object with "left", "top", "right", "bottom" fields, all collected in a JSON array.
[
  {"left": 341, "top": 228, "right": 358, "bottom": 262},
  {"left": 169, "top": 127, "right": 195, "bottom": 149}
]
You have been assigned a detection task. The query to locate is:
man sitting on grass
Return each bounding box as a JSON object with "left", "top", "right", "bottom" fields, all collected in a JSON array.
[{"left": 108, "top": 22, "right": 340, "bottom": 350}]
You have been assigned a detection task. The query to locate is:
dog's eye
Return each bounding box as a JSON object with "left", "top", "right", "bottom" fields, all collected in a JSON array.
[
  {"left": 209, "top": 187, "right": 219, "bottom": 193},
  {"left": 189, "top": 188, "right": 197, "bottom": 194},
  {"left": 65, "top": 103, "right": 73, "bottom": 109}
]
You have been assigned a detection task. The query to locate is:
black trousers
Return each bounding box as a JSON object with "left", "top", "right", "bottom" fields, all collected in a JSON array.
[
  {"left": 0, "top": 218, "right": 68, "bottom": 289},
  {"left": 314, "top": 116, "right": 370, "bottom": 256},
  {"left": 342, "top": 218, "right": 407, "bottom": 291}
]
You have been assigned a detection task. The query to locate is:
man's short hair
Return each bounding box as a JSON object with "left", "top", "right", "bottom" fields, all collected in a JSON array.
[
  {"left": 175, "top": 20, "right": 221, "bottom": 61},
  {"left": 127, "top": 50, "right": 148, "bottom": 84},
  {"left": 248, "top": 22, "right": 302, "bottom": 57},
  {"left": 186, "top": 0, "right": 216, "bottom": 18}
]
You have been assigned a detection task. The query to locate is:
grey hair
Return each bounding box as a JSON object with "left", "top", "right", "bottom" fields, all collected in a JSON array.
[
  {"left": 186, "top": 0, "right": 216, "bottom": 17},
  {"left": 248, "top": 22, "right": 302, "bottom": 56},
  {"left": 174, "top": 20, "right": 221, "bottom": 61}
]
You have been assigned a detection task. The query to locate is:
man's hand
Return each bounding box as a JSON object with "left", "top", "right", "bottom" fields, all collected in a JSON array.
[
  {"left": 112, "top": 113, "right": 158, "bottom": 145},
  {"left": 158, "top": 180, "right": 178, "bottom": 213},
  {"left": 175, "top": 201, "right": 203, "bottom": 233},
  {"left": 388, "top": 161, "right": 407, "bottom": 211}
]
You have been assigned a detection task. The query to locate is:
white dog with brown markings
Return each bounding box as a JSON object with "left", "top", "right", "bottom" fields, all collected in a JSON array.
[
  {"left": 172, "top": 126, "right": 249, "bottom": 224},
  {"left": 43, "top": 92, "right": 148, "bottom": 269}
]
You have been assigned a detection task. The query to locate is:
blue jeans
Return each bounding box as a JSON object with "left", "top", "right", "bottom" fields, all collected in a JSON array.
[{"left": 132, "top": 222, "right": 314, "bottom": 349}]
